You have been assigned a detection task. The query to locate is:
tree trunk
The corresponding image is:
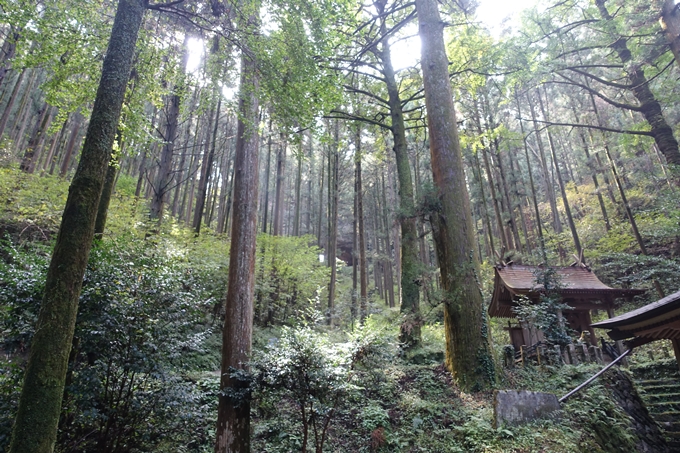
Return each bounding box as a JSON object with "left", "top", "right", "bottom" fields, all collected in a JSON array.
[
  {"left": 571, "top": 103, "right": 611, "bottom": 232},
  {"left": 94, "top": 160, "right": 119, "bottom": 239},
  {"left": 217, "top": 122, "right": 234, "bottom": 234},
  {"left": 9, "top": 2, "right": 145, "bottom": 452},
  {"left": 59, "top": 111, "right": 84, "bottom": 178},
  {"left": 372, "top": 21, "right": 421, "bottom": 342},
  {"left": 172, "top": 90, "right": 197, "bottom": 217},
  {"left": 473, "top": 102, "right": 508, "bottom": 252},
  {"left": 381, "top": 172, "right": 395, "bottom": 308},
  {"left": 0, "top": 67, "right": 25, "bottom": 139},
  {"left": 293, "top": 140, "right": 302, "bottom": 236},
  {"left": 527, "top": 92, "right": 561, "bottom": 234},
  {"left": 0, "top": 26, "right": 20, "bottom": 86},
  {"left": 357, "top": 136, "right": 368, "bottom": 324},
  {"left": 515, "top": 89, "right": 546, "bottom": 260},
  {"left": 537, "top": 88, "right": 582, "bottom": 256},
  {"left": 415, "top": 0, "right": 494, "bottom": 390},
  {"left": 273, "top": 134, "right": 286, "bottom": 236},
  {"left": 42, "top": 116, "right": 68, "bottom": 175},
  {"left": 214, "top": 10, "right": 260, "bottom": 453},
  {"left": 472, "top": 149, "right": 496, "bottom": 259},
  {"left": 28, "top": 106, "right": 56, "bottom": 174},
  {"left": 317, "top": 147, "right": 325, "bottom": 247},
  {"left": 151, "top": 33, "right": 190, "bottom": 222},
  {"left": 193, "top": 96, "right": 220, "bottom": 234},
  {"left": 149, "top": 92, "right": 181, "bottom": 221},
  {"left": 326, "top": 121, "right": 339, "bottom": 325},
  {"left": 596, "top": 0, "right": 680, "bottom": 174},
  {"left": 352, "top": 149, "right": 359, "bottom": 328},
  {"left": 20, "top": 103, "right": 51, "bottom": 173},
  {"left": 262, "top": 124, "right": 273, "bottom": 233},
  {"left": 10, "top": 68, "right": 38, "bottom": 149}
]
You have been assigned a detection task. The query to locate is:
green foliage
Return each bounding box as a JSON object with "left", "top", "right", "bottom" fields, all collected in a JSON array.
[
  {"left": 254, "top": 234, "right": 329, "bottom": 326},
  {"left": 562, "top": 381, "right": 638, "bottom": 452},
  {"left": 253, "top": 325, "right": 363, "bottom": 452},
  {"left": 0, "top": 169, "right": 69, "bottom": 235},
  {"left": 595, "top": 252, "right": 680, "bottom": 302},
  {"left": 0, "top": 235, "right": 220, "bottom": 452}
]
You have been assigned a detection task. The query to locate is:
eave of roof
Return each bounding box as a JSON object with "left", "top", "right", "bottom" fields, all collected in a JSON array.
[
  {"left": 488, "top": 264, "right": 645, "bottom": 319},
  {"left": 592, "top": 289, "right": 680, "bottom": 330}
]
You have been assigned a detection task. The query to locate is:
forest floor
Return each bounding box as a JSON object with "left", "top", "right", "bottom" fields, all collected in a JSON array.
[{"left": 245, "top": 322, "right": 677, "bottom": 453}]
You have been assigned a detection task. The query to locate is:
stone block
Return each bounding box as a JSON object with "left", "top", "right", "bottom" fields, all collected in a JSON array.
[
  {"left": 567, "top": 344, "right": 580, "bottom": 365},
  {"left": 493, "top": 390, "right": 561, "bottom": 428}
]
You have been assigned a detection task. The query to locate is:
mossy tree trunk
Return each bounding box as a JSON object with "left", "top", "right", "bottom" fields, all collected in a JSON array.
[
  {"left": 9, "top": 1, "right": 145, "bottom": 452},
  {"left": 373, "top": 4, "right": 421, "bottom": 345},
  {"left": 415, "top": 0, "right": 494, "bottom": 391}
]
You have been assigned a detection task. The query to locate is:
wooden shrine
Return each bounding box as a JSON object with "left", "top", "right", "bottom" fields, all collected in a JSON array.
[
  {"left": 593, "top": 289, "right": 680, "bottom": 370},
  {"left": 488, "top": 263, "right": 645, "bottom": 353}
]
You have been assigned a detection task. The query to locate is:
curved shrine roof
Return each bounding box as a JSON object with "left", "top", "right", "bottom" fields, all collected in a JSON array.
[{"left": 488, "top": 264, "right": 645, "bottom": 318}]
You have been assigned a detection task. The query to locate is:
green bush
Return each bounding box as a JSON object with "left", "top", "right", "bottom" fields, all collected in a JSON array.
[{"left": 0, "top": 236, "right": 220, "bottom": 453}]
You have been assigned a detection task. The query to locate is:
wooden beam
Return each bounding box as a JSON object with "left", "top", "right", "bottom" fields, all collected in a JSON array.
[{"left": 673, "top": 338, "right": 680, "bottom": 373}]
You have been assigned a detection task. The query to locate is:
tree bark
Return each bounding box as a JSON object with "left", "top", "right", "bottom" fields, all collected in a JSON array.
[
  {"left": 293, "top": 140, "right": 303, "bottom": 236},
  {"left": 374, "top": 17, "right": 421, "bottom": 344},
  {"left": 0, "top": 26, "right": 20, "bottom": 86},
  {"left": 527, "top": 91, "right": 562, "bottom": 234},
  {"left": 415, "top": 0, "right": 494, "bottom": 390},
  {"left": 9, "top": 2, "right": 145, "bottom": 452},
  {"left": 596, "top": 0, "right": 680, "bottom": 174},
  {"left": 326, "top": 121, "right": 339, "bottom": 324},
  {"left": 262, "top": 123, "right": 273, "bottom": 233},
  {"left": 94, "top": 160, "right": 119, "bottom": 239},
  {"left": 59, "top": 111, "right": 84, "bottom": 178},
  {"left": 273, "top": 134, "right": 286, "bottom": 236},
  {"left": 214, "top": 11, "right": 260, "bottom": 453},
  {"left": 0, "top": 67, "right": 25, "bottom": 139},
  {"left": 20, "top": 103, "right": 52, "bottom": 173},
  {"left": 193, "top": 96, "right": 220, "bottom": 234},
  {"left": 151, "top": 33, "right": 190, "bottom": 222}
]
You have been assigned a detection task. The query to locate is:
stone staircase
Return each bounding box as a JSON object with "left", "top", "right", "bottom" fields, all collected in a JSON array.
[{"left": 633, "top": 362, "right": 680, "bottom": 451}]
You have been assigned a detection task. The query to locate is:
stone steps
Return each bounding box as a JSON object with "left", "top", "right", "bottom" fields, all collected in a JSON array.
[{"left": 634, "top": 366, "right": 680, "bottom": 451}]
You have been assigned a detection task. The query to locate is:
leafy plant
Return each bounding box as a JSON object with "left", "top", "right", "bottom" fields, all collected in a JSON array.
[
  {"left": 0, "top": 236, "right": 219, "bottom": 453},
  {"left": 253, "top": 326, "right": 364, "bottom": 453}
]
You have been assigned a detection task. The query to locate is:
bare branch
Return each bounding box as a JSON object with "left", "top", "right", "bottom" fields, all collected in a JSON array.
[{"left": 522, "top": 117, "right": 654, "bottom": 137}]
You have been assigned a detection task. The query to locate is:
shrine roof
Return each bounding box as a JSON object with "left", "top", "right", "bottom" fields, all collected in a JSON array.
[
  {"left": 592, "top": 289, "right": 680, "bottom": 341},
  {"left": 488, "top": 264, "right": 645, "bottom": 318}
]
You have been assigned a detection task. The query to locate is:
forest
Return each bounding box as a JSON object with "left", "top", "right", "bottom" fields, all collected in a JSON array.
[{"left": 1, "top": 0, "right": 680, "bottom": 451}]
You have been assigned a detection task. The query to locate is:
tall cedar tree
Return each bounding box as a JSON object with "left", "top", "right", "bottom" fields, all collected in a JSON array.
[
  {"left": 414, "top": 0, "right": 494, "bottom": 390},
  {"left": 214, "top": 7, "right": 260, "bottom": 453},
  {"left": 9, "top": 1, "right": 145, "bottom": 451},
  {"left": 373, "top": 0, "right": 421, "bottom": 346}
]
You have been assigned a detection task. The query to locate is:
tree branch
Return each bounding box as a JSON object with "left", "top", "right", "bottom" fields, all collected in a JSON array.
[
  {"left": 563, "top": 67, "right": 632, "bottom": 89},
  {"left": 550, "top": 75, "right": 643, "bottom": 112},
  {"left": 522, "top": 117, "right": 654, "bottom": 137},
  {"left": 326, "top": 110, "right": 390, "bottom": 130},
  {"left": 342, "top": 85, "right": 390, "bottom": 107},
  {"left": 144, "top": 0, "right": 185, "bottom": 11}
]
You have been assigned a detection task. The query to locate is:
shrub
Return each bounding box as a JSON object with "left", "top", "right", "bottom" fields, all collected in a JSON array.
[{"left": 0, "top": 236, "right": 219, "bottom": 452}]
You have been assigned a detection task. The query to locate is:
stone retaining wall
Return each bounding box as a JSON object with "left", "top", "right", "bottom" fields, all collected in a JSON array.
[{"left": 602, "top": 368, "right": 669, "bottom": 453}]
